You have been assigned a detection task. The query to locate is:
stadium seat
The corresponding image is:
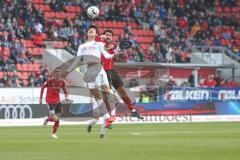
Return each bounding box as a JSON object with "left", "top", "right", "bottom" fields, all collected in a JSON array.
[
  {"left": 75, "top": 6, "right": 81, "bottom": 13},
  {"left": 237, "top": 0, "right": 240, "bottom": 6},
  {"left": 32, "top": 0, "right": 44, "bottom": 4},
  {"left": 215, "top": 6, "right": 222, "bottom": 13},
  {"left": 102, "top": 21, "right": 108, "bottom": 27},
  {"left": 0, "top": 72, "right": 3, "bottom": 79},
  {"left": 223, "top": 7, "right": 231, "bottom": 13},
  {"left": 22, "top": 72, "right": 29, "bottom": 79},
  {"left": 232, "top": 7, "right": 238, "bottom": 13},
  {"left": 22, "top": 64, "right": 29, "bottom": 71},
  {"left": 214, "top": 0, "right": 220, "bottom": 6}
]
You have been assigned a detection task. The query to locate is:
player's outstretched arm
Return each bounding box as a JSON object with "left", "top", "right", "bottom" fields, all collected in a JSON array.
[
  {"left": 62, "top": 81, "right": 69, "bottom": 101},
  {"left": 39, "top": 82, "right": 47, "bottom": 104},
  {"left": 64, "top": 46, "right": 83, "bottom": 76}
]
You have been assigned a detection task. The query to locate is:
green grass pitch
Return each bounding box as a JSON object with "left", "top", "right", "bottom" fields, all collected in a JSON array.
[{"left": 0, "top": 122, "right": 239, "bottom": 160}]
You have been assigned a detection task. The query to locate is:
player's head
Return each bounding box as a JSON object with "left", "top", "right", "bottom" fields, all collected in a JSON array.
[
  {"left": 103, "top": 29, "right": 113, "bottom": 42},
  {"left": 53, "top": 67, "right": 61, "bottom": 79},
  {"left": 87, "top": 25, "right": 99, "bottom": 40}
]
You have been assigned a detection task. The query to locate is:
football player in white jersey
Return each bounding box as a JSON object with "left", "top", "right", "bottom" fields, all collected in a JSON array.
[{"left": 64, "top": 25, "right": 115, "bottom": 138}]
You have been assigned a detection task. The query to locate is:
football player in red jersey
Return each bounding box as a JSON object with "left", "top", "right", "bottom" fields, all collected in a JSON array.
[
  {"left": 99, "top": 29, "right": 144, "bottom": 128},
  {"left": 40, "top": 67, "right": 69, "bottom": 139}
]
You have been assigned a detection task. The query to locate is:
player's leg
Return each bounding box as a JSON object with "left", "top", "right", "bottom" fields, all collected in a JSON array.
[
  {"left": 102, "top": 84, "right": 116, "bottom": 129},
  {"left": 100, "top": 70, "right": 116, "bottom": 128},
  {"left": 111, "top": 69, "right": 144, "bottom": 119},
  {"left": 43, "top": 104, "right": 57, "bottom": 126},
  {"left": 102, "top": 85, "right": 111, "bottom": 115},
  {"left": 105, "top": 70, "right": 118, "bottom": 117},
  {"left": 51, "top": 103, "right": 62, "bottom": 138},
  {"left": 87, "top": 88, "right": 101, "bottom": 132}
]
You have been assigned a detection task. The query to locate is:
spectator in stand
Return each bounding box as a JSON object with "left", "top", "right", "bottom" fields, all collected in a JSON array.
[
  {"left": 28, "top": 78, "right": 36, "bottom": 87},
  {"left": 49, "top": 0, "right": 64, "bottom": 12},
  {"left": 228, "top": 79, "right": 238, "bottom": 87},
  {"left": 129, "top": 78, "right": 139, "bottom": 87},
  {"left": 220, "top": 79, "right": 229, "bottom": 87},
  {"left": 166, "top": 76, "right": 177, "bottom": 89},
  {"left": 12, "top": 78, "right": 22, "bottom": 88},
  {"left": 181, "top": 82, "right": 190, "bottom": 87},
  {"left": 36, "top": 75, "right": 45, "bottom": 87},
  {"left": 34, "top": 20, "right": 43, "bottom": 33},
  {"left": 203, "top": 75, "right": 217, "bottom": 87},
  {"left": 166, "top": 46, "right": 176, "bottom": 63},
  {"left": 188, "top": 74, "right": 194, "bottom": 87},
  {"left": 33, "top": 32, "right": 46, "bottom": 48},
  {"left": 18, "top": 50, "right": 30, "bottom": 64}
]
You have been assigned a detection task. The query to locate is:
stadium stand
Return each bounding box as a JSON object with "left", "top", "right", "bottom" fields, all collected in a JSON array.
[{"left": 0, "top": 0, "right": 239, "bottom": 87}]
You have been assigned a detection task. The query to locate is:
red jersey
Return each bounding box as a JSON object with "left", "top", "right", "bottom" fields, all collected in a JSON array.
[
  {"left": 40, "top": 78, "right": 67, "bottom": 104},
  {"left": 204, "top": 79, "right": 217, "bottom": 87},
  {"left": 101, "top": 46, "right": 115, "bottom": 71},
  {"left": 95, "top": 36, "right": 116, "bottom": 71}
]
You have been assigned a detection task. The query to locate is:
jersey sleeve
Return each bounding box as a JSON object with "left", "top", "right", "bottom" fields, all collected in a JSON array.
[
  {"left": 95, "top": 36, "right": 103, "bottom": 42},
  {"left": 98, "top": 42, "right": 114, "bottom": 59},
  {"left": 76, "top": 45, "right": 83, "bottom": 56}
]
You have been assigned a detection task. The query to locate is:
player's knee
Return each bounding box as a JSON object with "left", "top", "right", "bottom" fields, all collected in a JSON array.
[{"left": 53, "top": 116, "right": 59, "bottom": 121}]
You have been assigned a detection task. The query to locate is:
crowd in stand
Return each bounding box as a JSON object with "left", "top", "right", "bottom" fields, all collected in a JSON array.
[
  {"left": 0, "top": 65, "right": 49, "bottom": 87},
  {"left": 0, "top": 0, "right": 240, "bottom": 87}
]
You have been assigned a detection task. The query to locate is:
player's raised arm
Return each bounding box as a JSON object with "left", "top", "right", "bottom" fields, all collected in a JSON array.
[
  {"left": 99, "top": 42, "right": 114, "bottom": 59},
  {"left": 61, "top": 80, "right": 69, "bottom": 101},
  {"left": 65, "top": 46, "right": 83, "bottom": 74},
  {"left": 40, "top": 81, "right": 48, "bottom": 104}
]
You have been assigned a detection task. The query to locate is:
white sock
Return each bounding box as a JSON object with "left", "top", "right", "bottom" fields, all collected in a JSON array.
[
  {"left": 97, "top": 99, "right": 110, "bottom": 118},
  {"left": 104, "top": 113, "right": 110, "bottom": 119},
  {"left": 108, "top": 93, "right": 116, "bottom": 116},
  {"left": 89, "top": 118, "right": 98, "bottom": 126},
  {"left": 111, "top": 107, "right": 116, "bottom": 116},
  {"left": 100, "top": 118, "right": 106, "bottom": 135}
]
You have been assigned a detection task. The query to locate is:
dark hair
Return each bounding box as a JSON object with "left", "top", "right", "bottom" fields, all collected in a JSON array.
[
  {"left": 103, "top": 29, "right": 113, "bottom": 36},
  {"left": 88, "top": 25, "right": 99, "bottom": 34}
]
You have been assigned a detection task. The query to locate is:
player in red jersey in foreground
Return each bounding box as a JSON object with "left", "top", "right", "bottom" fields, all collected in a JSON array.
[
  {"left": 40, "top": 67, "right": 69, "bottom": 139},
  {"left": 99, "top": 29, "right": 144, "bottom": 128}
]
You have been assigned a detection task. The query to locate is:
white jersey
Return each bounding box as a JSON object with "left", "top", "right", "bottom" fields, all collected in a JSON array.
[
  {"left": 67, "top": 40, "right": 113, "bottom": 72},
  {"left": 77, "top": 40, "right": 113, "bottom": 59},
  {"left": 66, "top": 40, "right": 112, "bottom": 89}
]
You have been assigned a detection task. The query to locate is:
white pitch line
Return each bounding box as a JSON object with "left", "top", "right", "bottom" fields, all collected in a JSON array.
[{"left": 131, "top": 132, "right": 142, "bottom": 136}]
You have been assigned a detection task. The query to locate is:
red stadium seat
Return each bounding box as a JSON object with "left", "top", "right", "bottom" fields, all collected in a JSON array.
[
  {"left": 0, "top": 72, "right": 3, "bottom": 79},
  {"left": 232, "top": 7, "right": 238, "bottom": 12},
  {"left": 129, "top": 22, "right": 138, "bottom": 29},
  {"left": 64, "top": 6, "right": 71, "bottom": 12},
  {"left": 214, "top": 0, "right": 220, "bottom": 6},
  {"left": 75, "top": 6, "right": 81, "bottom": 13},
  {"left": 16, "top": 64, "right": 23, "bottom": 71},
  {"left": 223, "top": 7, "right": 231, "bottom": 13},
  {"left": 22, "top": 72, "right": 29, "bottom": 79},
  {"left": 102, "top": 21, "right": 108, "bottom": 27},
  {"left": 32, "top": 0, "right": 44, "bottom": 4},
  {"left": 27, "top": 41, "right": 33, "bottom": 47},
  {"left": 43, "top": 5, "right": 51, "bottom": 12},
  {"left": 22, "top": 64, "right": 29, "bottom": 71},
  {"left": 215, "top": 6, "right": 222, "bottom": 13},
  {"left": 237, "top": 0, "right": 240, "bottom": 6}
]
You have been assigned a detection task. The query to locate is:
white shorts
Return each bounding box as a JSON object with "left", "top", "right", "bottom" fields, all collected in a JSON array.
[{"left": 85, "top": 67, "right": 109, "bottom": 89}]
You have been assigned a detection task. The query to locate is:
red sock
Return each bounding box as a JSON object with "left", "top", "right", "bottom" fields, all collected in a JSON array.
[
  {"left": 47, "top": 117, "right": 53, "bottom": 122},
  {"left": 52, "top": 121, "right": 59, "bottom": 134},
  {"left": 122, "top": 95, "right": 134, "bottom": 110}
]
